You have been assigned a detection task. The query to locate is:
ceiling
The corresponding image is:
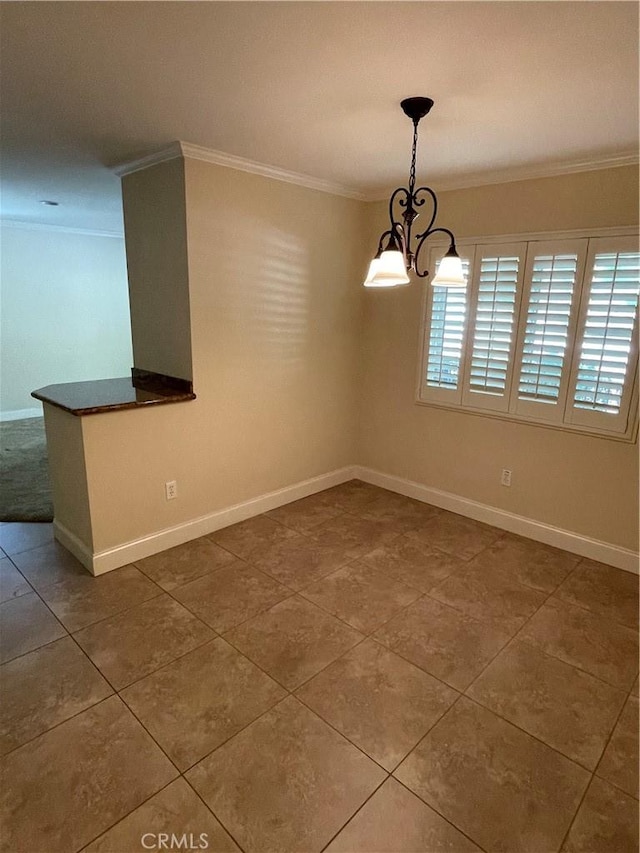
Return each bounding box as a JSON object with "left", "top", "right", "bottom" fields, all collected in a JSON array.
[{"left": 1, "top": 1, "right": 638, "bottom": 233}]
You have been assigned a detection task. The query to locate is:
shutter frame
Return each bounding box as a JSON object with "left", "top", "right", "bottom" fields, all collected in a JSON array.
[
  {"left": 418, "top": 245, "right": 475, "bottom": 406},
  {"left": 461, "top": 243, "right": 527, "bottom": 413},
  {"left": 565, "top": 236, "right": 640, "bottom": 436},
  {"left": 511, "top": 239, "right": 588, "bottom": 424}
]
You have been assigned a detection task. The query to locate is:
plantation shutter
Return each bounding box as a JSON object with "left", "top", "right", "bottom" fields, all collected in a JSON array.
[
  {"left": 512, "top": 239, "right": 587, "bottom": 423},
  {"left": 461, "top": 244, "right": 526, "bottom": 412},
  {"left": 566, "top": 236, "right": 640, "bottom": 434},
  {"left": 420, "top": 247, "right": 474, "bottom": 405}
]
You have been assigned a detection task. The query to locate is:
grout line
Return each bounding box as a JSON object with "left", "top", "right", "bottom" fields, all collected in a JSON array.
[
  {"left": 183, "top": 776, "right": 248, "bottom": 853},
  {"left": 73, "top": 777, "right": 181, "bottom": 853},
  {"left": 460, "top": 691, "right": 599, "bottom": 775},
  {"left": 557, "top": 772, "right": 594, "bottom": 852},
  {"left": 390, "top": 772, "right": 491, "bottom": 853},
  {"left": 63, "top": 589, "right": 166, "bottom": 634},
  {"left": 591, "top": 689, "right": 638, "bottom": 798},
  {"left": 0, "top": 643, "right": 116, "bottom": 760},
  {"left": 317, "top": 774, "right": 390, "bottom": 853},
  {"left": 2, "top": 499, "right": 637, "bottom": 851}
]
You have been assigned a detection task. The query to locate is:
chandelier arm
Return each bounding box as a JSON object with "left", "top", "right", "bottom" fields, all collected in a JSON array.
[
  {"left": 412, "top": 187, "right": 438, "bottom": 236},
  {"left": 391, "top": 221, "right": 406, "bottom": 255},
  {"left": 388, "top": 187, "right": 410, "bottom": 227},
  {"left": 375, "top": 229, "right": 393, "bottom": 255},
  {"left": 413, "top": 227, "right": 458, "bottom": 278}
]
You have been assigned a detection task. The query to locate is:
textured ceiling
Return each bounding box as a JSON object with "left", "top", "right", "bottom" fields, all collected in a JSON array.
[{"left": 1, "top": 1, "right": 638, "bottom": 232}]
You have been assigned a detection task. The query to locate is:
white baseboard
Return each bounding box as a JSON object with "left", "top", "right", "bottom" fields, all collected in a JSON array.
[
  {"left": 53, "top": 521, "right": 96, "bottom": 573},
  {"left": 354, "top": 466, "right": 639, "bottom": 575},
  {"left": 55, "top": 465, "right": 357, "bottom": 575},
  {"left": 53, "top": 462, "right": 638, "bottom": 576},
  {"left": 0, "top": 407, "right": 43, "bottom": 422}
]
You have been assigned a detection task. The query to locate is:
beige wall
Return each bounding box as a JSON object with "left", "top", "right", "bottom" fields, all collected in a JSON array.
[
  {"left": 43, "top": 405, "right": 93, "bottom": 548},
  {"left": 51, "top": 161, "right": 638, "bottom": 563},
  {"left": 360, "top": 166, "right": 639, "bottom": 551},
  {"left": 122, "top": 159, "right": 193, "bottom": 380},
  {"left": 78, "top": 157, "right": 365, "bottom": 552}
]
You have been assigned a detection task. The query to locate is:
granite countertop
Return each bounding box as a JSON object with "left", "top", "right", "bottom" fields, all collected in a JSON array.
[{"left": 32, "top": 369, "right": 196, "bottom": 416}]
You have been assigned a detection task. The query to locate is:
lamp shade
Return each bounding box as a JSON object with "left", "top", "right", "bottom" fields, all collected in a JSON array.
[
  {"left": 431, "top": 251, "right": 466, "bottom": 287},
  {"left": 367, "top": 250, "right": 410, "bottom": 287},
  {"left": 363, "top": 258, "right": 380, "bottom": 287}
]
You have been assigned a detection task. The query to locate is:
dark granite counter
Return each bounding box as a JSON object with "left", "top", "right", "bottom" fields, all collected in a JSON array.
[{"left": 32, "top": 369, "right": 195, "bottom": 416}]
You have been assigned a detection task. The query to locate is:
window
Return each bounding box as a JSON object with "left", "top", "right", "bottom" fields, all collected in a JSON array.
[{"left": 418, "top": 232, "right": 639, "bottom": 440}]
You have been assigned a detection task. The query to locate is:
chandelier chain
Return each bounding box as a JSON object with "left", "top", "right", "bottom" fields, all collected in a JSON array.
[{"left": 408, "top": 120, "right": 419, "bottom": 198}]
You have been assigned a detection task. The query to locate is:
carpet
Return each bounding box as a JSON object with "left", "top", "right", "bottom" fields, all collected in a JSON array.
[{"left": 0, "top": 418, "right": 54, "bottom": 522}]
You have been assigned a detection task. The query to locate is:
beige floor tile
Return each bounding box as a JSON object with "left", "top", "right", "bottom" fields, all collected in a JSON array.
[
  {"left": 361, "top": 536, "right": 466, "bottom": 593},
  {"left": 251, "top": 534, "right": 353, "bottom": 590},
  {"left": 186, "top": 696, "right": 386, "bottom": 853},
  {"left": 74, "top": 594, "right": 214, "bottom": 689},
  {"left": 325, "top": 777, "right": 481, "bottom": 853},
  {"left": 296, "top": 639, "right": 456, "bottom": 771},
  {"left": 210, "top": 515, "right": 298, "bottom": 560},
  {"left": 301, "top": 561, "right": 421, "bottom": 634},
  {"left": 308, "top": 515, "right": 401, "bottom": 558},
  {"left": 0, "top": 636, "right": 112, "bottom": 755},
  {"left": 562, "top": 776, "right": 639, "bottom": 853},
  {"left": 353, "top": 492, "right": 440, "bottom": 533},
  {"left": 121, "top": 638, "right": 286, "bottom": 770},
  {"left": 172, "top": 563, "right": 292, "bottom": 632},
  {"left": 11, "top": 540, "right": 88, "bottom": 590},
  {"left": 467, "top": 640, "right": 626, "bottom": 769},
  {"left": 33, "top": 565, "right": 161, "bottom": 632},
  {"left": 517, "top": 597, "right": 639, "bottom": 690},
  {"left": 83, "top": 778, "right": 240, "bottom": 852},
  {"left": 405, "top": 510, "right": 501, "bottom": 560},
  {"left": 133, "top": 536, "right": 241, "bottom": 591},
  {"left": 395, "top": 697, "right": 589, "bottom": 853},
  {"left": 0, "top": 522, "right": 53, "bottom": 556},
  {"left": 226, "top": 595, "right": 363, "bottom": 689},
  {"left": 430, "top": 567, "right": 546, "bottom": 635},
  {"left": 597, "top": 695, "right": 639, "bottom": 798},
  {"left": 265, "top": 493, "right": 343, "bottom": 531},
  {"left": 0, "top": 558, "right": 31, "bottom": 603},
  {"left": 316, "top": 480, "right": 385, "bottom": 514},
  {"left": 466, "top": 533, "right": 579, "bottom": 592},
  {"left": 554, "top": 559, "right": 639, "bottom": 628},
  {"left": 0, "top": 695, "right": 177, "bottom": 853},
  {"left": 374, "top": 596, "right": 511, "bottom": 690},
  {"left": 0, "top": 592, "right": 66, "bottom": 663}
]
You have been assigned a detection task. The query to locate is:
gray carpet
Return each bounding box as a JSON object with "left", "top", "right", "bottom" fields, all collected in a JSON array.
[{"left": 0, "top": 418, "right": 54, "bottom": 522}]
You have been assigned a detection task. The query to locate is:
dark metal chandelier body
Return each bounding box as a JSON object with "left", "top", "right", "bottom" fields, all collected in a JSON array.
[{"left": 364, "top": 97, "right": 464, "bottom": 288}]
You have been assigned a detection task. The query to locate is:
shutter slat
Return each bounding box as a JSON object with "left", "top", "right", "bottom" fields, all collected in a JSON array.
[
  {"left": 425, "top": 258, "right": 471, "bottom": 389},
  {"left": 518, "top": 253, "right": 577, "bottom": 403},
  {"left": 573, "top": 251, "right": 640, "bottom": 413},
  {"left": 469, "top": 255, "right": 519, "bottom": 394}
]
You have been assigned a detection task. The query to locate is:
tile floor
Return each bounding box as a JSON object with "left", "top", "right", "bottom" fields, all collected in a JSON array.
[{"left": 0, "top": 480, "right": 638, "bottom": 853}]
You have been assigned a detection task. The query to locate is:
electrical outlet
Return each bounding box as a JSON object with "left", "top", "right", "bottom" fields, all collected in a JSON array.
[
  {"left": 501, "top": 469, "right": 512, "bottom": 487},
  {"left": 165, "top": 480, "right": 178, "bottom": 500}
]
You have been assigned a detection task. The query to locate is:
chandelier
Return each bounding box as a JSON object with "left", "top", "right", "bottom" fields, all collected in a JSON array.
[{"left": 364, "top": 97, "right": 466, "bottom": 289}]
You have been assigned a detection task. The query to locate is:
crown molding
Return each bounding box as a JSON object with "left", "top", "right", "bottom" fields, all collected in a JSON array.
[
  {"left": 365, "top": 151, "right": 640, "bottom": 201},
  {"left": 0, "top": 219, "right": 123, "bottom": 238},
  {"left": 115, "top": 144, "right": 638, "bottom": 202},
  {"left": 115, "top": 140, "right": 366, "bottom": 200},
  {"left": 113, "top": 141, "right": 183, "bottom": 178}
]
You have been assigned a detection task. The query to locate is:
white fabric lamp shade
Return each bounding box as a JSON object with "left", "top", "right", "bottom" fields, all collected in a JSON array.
[
  {"left": 367, "top": 249, "right": 410, "bottom": 287},
  {"left": 431, "top": 253, "right": 466, "bottom": 287}
]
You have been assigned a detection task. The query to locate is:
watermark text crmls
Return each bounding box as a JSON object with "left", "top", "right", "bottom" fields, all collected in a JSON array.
[{"left": 141, "top": 833, "right": 209, "bottom": 850}]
